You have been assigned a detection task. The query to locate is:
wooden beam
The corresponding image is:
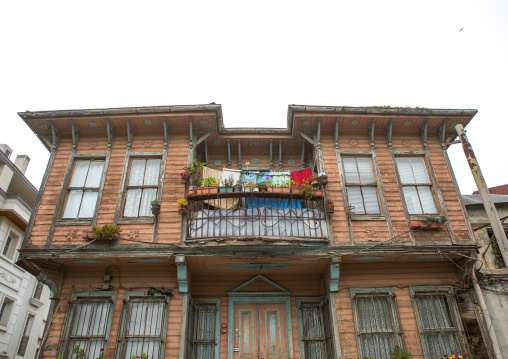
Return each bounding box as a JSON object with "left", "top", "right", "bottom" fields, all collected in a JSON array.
[
  {"left": 386, "top": 118, "right": 393, "bottom": 150},
  {"left": 278, "top": 139, "right": 282, "bottom": 170},
  {"left": 316, "top": 117, "right": 321, "bottom": 142},
  {"left": 315, "top": 118, "right": 326, "bottom": 177},
  {"left": 369, "top": 117, "right": 376, "bottom": 146},
  {"left": 188, "top": 117, "right": 195, "bottom": 163},
  {"left": 196, "top": 131, "right": 213, "bottom": 145},
  {"left": 334, "top": 117, "right": 339, "bottom": 149},
  {"left": 299, "top": 132, "right": 314, "bottom": 145},
  {"left": 227, "top": 139, "right": 231, "bottom": 168},
  {"left": 126, "top": 118, "right": 132, "bottom": 150},
  {"left": 70, "top": 119, "right": 79, "bottom": 150},
  {"left": 420, "top": 118, "right": 428, "bottom": 150},
  {"left": 269, "top": 139, "right": 274, "bottom": 171},
  {"left": 163, "top": 117, "right": 169, "bottom": 150},
  {"left": 204, "top": 139, "right": 208, "bottom": 166},
  {"left": 106, "top": 119, "right": 114, "bottom": 150},
  {"left": 301, "top": 140, "right": 305, "bottom": 169},
  {"left": 438, "top": 118, "right": 448, "bottom": 146},
  {"left": 50, "top": 121, "right": 59, "bottom": 152},
  {"left": 238, "top": 139, "right": 242, "bottom": 170}
]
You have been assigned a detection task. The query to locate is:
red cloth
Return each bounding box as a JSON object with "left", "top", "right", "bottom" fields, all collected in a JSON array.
[{"left": 290, "top": 167, "right": 313, "bottom": 186}]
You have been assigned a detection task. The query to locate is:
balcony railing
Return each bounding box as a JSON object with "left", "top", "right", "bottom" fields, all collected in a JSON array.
[{"left": 187, "top": 192, "right": 328, "bottom": 241}]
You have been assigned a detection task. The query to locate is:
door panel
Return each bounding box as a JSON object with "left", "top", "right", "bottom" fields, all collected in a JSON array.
[
  {"left": 260, "top": 304, "right": 286, "bottom": 359},
  {"left": 236, "top": 305, "right": 258, "bottom": 359}
]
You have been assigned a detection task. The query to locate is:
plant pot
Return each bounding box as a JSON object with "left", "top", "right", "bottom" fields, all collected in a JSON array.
[
  {"left": 234, "top": 185, "right": 243, "bottom": 192},
  {"left": 188, "top": 185, "right": 197, "bottom": 196},
  {"left": 281, "top": 187, "right": 291, "bottom": 194},
  {"left": 81, "top": 231, "right": 120, "bottom": 243},
  {"left": 253, "top": 187, "right": 259, "bottom": 192},
  {"left": 318, "top": 175, "right": 328, "bottom": 185},
  {"left": 178, "top": 206, "right": 188, "bottom": 215},
  {"left": 313, "top": 190, "right": 324, "bottom": 197},
  {"left": 219, "top": 187, "right": 234, "bottom": 193},
  {"left": 151, "top": 203, "right": 161, "bottom": 215},
  {"left": 409, "top": 220, "right": 444, "bottom": 230},
  {"left": 258, "top": 185, "right": 268, "bottom": 193},
  {"left": 197, "top": 186, "right": 218, "bottom": 195},
  {"left": 325, "top": 203, "right": 335, "bottom": 214},
  {"left": 243, "top": 186, "right": 252, "bottom": 192},
  {"left": 291, "top": 187, "right": 301, "bottom": 194},
  {"left": 269, "top": 187, "right": 284, "bottom": 193}
]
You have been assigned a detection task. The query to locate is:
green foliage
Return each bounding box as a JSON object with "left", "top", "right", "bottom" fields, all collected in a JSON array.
[
  {"left": 390, "top": 345, "right": 413, "bottom": 359},
  {"left": 221, "top": 175, "right": 235, "bottom": 187},
  {"left": 421, "top": 216, "right": 447, "bottom": 224},
  {"left": 92, "top": 224, "right": 121, "bottom": 240},
  {"left": 150, "top": 199, "right": 160, "bottom": 205},
  {"left": 72, "top": 345, "right": 87, "bottom": 359},
  {"left": 181, "top": 159, "right": 204, "bottom": 184},
  {"left": 147, "top": 287, "right": 172, "bottom": 297},
  {"left": 203, "top": 177, "right": 219, "bottom": 186},
  {"left": 176, "top": 198, "right": 188, "bottom": 207},
  {"left": 300, "top": 179, "right": 313, "bottom": 200},
  {"left": 130, "top": 354, "right": 148, "bottom": 359},
  {"left": 490, "top": 235, "right": 505, "bottom": 267}
]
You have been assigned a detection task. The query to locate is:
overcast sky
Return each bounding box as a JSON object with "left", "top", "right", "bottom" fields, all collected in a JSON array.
[{"left": 1, "top": 1, "right": 507, "bottom": 194}]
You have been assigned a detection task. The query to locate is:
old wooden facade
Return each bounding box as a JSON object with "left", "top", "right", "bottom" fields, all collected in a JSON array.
[{"left": 17, "top": 105, "right": 486, "bottom": 359}]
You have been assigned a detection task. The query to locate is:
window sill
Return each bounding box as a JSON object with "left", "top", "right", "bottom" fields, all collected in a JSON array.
[
  {"left": 0, "top": 325, "right": 7, "bottom": 332},
  {"left": 117, "top": 218, "right": 155, "bottom": 225},
  {"left": 56, "top": 219, "right": 93, "bottom": 226},
  {"left": 30, "top": 298, "right": 44, "bottom": 308},
  {"left": 350, "top": 215, "right": 386, "bottom": 221}
]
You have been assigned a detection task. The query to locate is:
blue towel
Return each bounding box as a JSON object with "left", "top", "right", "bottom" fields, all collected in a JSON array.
[{"left": 246, "top": 197, "right": 302, "bottom": 209}]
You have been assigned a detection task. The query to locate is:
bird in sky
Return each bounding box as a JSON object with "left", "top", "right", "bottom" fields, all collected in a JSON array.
[{"left": 459, "top": 27, "right": 464, "bottom": 32}]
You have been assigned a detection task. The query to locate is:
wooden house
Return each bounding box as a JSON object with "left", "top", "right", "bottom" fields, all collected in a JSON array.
[{"left": 16, "top": 104, "right": 489, "bottom": 359}]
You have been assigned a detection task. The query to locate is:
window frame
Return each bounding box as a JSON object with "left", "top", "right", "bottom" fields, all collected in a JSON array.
[
  {"left": 187, "top": 298, "right": 221, "bottom": 359},
  {"left": 17, "top": 312, "right": 35, "bottom": 356},
  {"left": 117, "top": 154, "right": 163, "bottom": 223},
  {"left": 116, "top": 291, "right": 170, "bottom": 359},
  {"left": 59, "top": 157, "right": 107, "bottom": 223},
  {"left": 0, "top": 294, "right": 16, "bottom": 331},
  {"left": 1, "top": 228, "right": 21, "bottom": 263},
  {"left": 410, "top": 286, "right": 466, "bottom": 358},
  {"left": 59, "top": 291, "right": 116, "bottom": 359},
  {"left": 350, "top": 288, "right": 403, "bottom": 359},
  {"left": 395, "top": 156, "right": 439, "bottom": 216},
  {"left": 296, "top": 297, "right": 334, "bottom": 359},
  {"left": 342, "top": 156, "right": 382, "bottom": 217}
]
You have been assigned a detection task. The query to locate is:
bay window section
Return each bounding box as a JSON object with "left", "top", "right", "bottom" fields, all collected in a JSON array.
[
  {"left": 124, "top": 158, "right": 161, "bottom": 217},
  {"left": 396, "top": 157, "right": 437, "bottom": 214},
  {"left": 343, "top": 157, "right": 380, "bottom": 215},
  {"left": 62, "top": 160, "right": 105, "bottom": 219}
]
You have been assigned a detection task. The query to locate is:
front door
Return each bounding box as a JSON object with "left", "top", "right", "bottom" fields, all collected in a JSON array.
[{"left": 234, "top": 303, "right": 287, "bottom": 359}]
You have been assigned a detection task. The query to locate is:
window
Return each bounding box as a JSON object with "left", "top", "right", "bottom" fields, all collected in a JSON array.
[
  {"left": 123, "top": 158, "right": 161, "bottom": 217},
  {"left": 297, "top": 298, "right": 334, "bottom": 359},
  {"left": 62, "top": 160, "right": 105, "bottom": 219},
  {"left": 33, "top": 281, "right": 44, "bottom": 300},
  {"left": 351, "top": 288, "right": 402, "bottom": 359},
  {"left": 396, "top": 157, "right": 437, "bottom": 214},
  {"left": 0, "top": 295, "right": 15, "bottom": 328},
  {"left": 17, "top": 313, "right": 35, "bottom": 356},
  {"left": 117, "top": 294, "right": 169, "bottom": 359},
  {"left": 411, "top": 288, "right": 465, "bottom": 358},
  {"left": 2, "top": 232, "right": 19, "bottom": 260},
  {"left": 343, "top": 157, "right": 380, "bottom": 214},
  {"left": 61, "top": 294, "right": 115, "bottom": 359},
  {"left": 187, "top": 301, "right": 220, "bottom": 359}
]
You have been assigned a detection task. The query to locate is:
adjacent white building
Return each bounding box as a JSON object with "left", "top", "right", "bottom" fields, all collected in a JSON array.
[{"left": 0, "top": 144, "right": 50, "bottom": 359}]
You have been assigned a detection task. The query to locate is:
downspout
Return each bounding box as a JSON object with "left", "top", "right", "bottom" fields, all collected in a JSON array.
[{"left": 471, "top": 268, "right": 503, "bottom": 359}]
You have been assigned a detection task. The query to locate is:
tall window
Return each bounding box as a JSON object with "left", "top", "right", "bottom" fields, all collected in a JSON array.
[
  {"left": 61, "top": 295, "right": 115, "bottom": 359},
  {"left": 124, "top": 159, "right": 161, "bottom": 217},
  {"left": 2, "top": 232, "right": 19, "bottom": 260},
  {"left": 396, "top": 157, "right": 437, "bottom": 214},
  {"left": 0, "top": 295, "right": 15, "bottom": 328},
  {"left": 33, "top": 281, "right": 44, "bottom": 300},
  {"left": 17, "top": 314, "right": 35, "bottom": 356},
  {"left": 410, "top": 287, "right": 464, "bottom": 358},
  {"left": 187, "top": 301, "right": 219, "bottom": 359},
  {"left": 62, "top": 160, "right": 105, "bottom": 219},
  {"left": 351, "top": 289, "right": 402, "bottom": 359},
  {"left": 343, "top": 157, "right": 380, "bottom": 214},
  {"left": 117, "top": 295, "right": 168, "bottom": 359},
  {"left": 297, "top": 298, "right": 334, "bottom": 359}
]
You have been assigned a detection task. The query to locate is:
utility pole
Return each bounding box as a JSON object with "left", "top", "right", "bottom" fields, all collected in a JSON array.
[{"left": 455, "top": 124, "right": 508, "bottom": 266}]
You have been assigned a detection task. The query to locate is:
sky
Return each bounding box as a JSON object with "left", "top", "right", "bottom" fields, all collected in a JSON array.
[{"left": 1, "top": 1, "right": 507, "bottom": 194}]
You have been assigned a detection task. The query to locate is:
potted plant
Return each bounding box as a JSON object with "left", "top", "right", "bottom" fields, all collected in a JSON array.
[
  {"left": 180, "top": 159, "right": 204, "bottom": 184},
  {"left": 234, "top": 180, "right": 243, "bottom": 192},
  {"left": 244, "top": 181, "right": 256, "bottom": 192},
  {"left": 300, "top": 179, "right": 313, "bottom": 200},
  {"left": 220, "top": 175, "right": 235, "bottom": 193},
  {"left": 177, "top": 198, "right": 188, "bottom": 215},
  {"left": 313, "top": 184, "right": 324, "bottom": 197},
  {"left": 198, "top": 177, "right": 219, "bottom": 195},
  {"left": 318, "top": 174, "right": 328, "bottom": 185},
  {"left": 409, "top": 216, "right": 447, "bottom": 230},
  {"left": 325, "top": 197, "right": 334, "bottom": 213},
  {"left": 290, "top": 179, "right": 301, "bottom": 194},
  {"left": 151, "top": 199, "right": 161, "bottom": 215},
  {"left": 82, "top": 224, "right": 122, "bottom": 243}
]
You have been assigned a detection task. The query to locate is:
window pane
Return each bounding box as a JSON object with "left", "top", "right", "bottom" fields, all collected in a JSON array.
[
  {"left": 357, "top": 158, "right": 375, "bottom": 184},
  {"left": 85, "top": 161, "right": 105, "bottom": 188},
  {"left": 144, "top": 159, "right": 161, "bottom": 186},
  {"left": 196, "top": 305, "right": 216, "bottom": 340},
  {"left": 124, "top": 189, "right": 142, "bottom": 217},
  {"left": 78, "top": 191, "right": 98, "bottom": 218},
  {"left": 128, "top": 160, "right": 146, "bottom": 186},
  {"left": 63, "top": 190, "right": 84, "bottom": 218},
  {"left": 139, "top": 189, "right": 157, "bottom": 217},
  {"left": 417, "top": 186, "right": 438, "bottom": 214},
  {"left": 411, "top": 158, "right": 430, "bottom": 183},
  {"left": 402, "top": 186, "right": 422, "bottom": 214},
  {"left": 347, "top": 187, "right": 365, "bottom": 214},
  {"left": 343, "top": 158, "right": 359, "bottom": 183},
  {"left": 362, "top": 187, "right": 380, "bottom": 214},
  {"left": 396, "top": 158, "right": 414, "bottom": 184},
  {"left": 70, "top": 161, "right": 90, "bottom": 187}
]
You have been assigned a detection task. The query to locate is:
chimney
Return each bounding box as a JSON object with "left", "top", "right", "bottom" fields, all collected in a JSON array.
[
  {"left": 14, "top": 155, "right": 30, "bottom": 174},
  {"left": 0, "top": 144, "right": 13, "bottom": 158}
]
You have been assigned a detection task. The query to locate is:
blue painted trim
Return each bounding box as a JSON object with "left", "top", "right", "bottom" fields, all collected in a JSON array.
[
  {"left": 329, "top": 263, "right": 340, "bottom": 292},
  {"left": 217, "top": 263, "right": 298, "bottom": 269},
  {"left": 227, "top": 274, "right": 290, "bottom": 295},
  {"left": 175, "top": 255, "right": 188, "bottom": 293}
]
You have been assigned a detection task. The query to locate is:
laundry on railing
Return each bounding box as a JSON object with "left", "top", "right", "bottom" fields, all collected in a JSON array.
[{"left": 246, "top": 197, "right": 302, "bottom": 209}]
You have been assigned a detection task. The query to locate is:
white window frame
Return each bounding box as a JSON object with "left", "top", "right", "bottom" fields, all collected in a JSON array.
[
  {"left": 61, "top": 159, "right": 106, "bottom": 219},
  {"left": 410, "top": 286, "right": 466, "bottom": 358},
  {"left": 59, "top": 292, "right": 116, "bottom": 359},
  {"left": 122, "top": 157, "right": 162, "bottom": 218},
  {"left": 350, "top": 288, "right": 403, "bottom": 359},
  {"left": 396, "top": 157, "right": 438, "bottom": 215},
  {"left": 0, "top": 293, "right": 16, "bottom": 331},
  {"left": 116, "top": 291, "right": 170, "bottom": 359},
  {"left": 1, "top": 228, "right": 21, "bottom": 263},
  {"left": 342, "top": 157, "right": 381, "bottom": 215}
]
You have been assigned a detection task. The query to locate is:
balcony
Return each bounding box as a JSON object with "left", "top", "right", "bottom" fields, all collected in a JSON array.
[{"left": 186, "top": 191, "right": 329, "bottom": 242}]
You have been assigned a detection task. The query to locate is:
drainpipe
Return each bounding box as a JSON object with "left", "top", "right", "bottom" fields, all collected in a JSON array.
[
  {"left": 455, "top": 124, "right": 508, "bottom": 266},
  {"left": 471, "top": 268, "right": 503, "bottom": 359}
]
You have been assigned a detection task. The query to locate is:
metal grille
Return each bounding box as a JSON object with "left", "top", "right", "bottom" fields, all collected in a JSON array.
[
  {"left": 62, "top": 297, "right": 113, "bottom": 359},
  {"left": 188, "top": 194, "right": 328, "bottom": 240},
  {"left": 189, "top": 304, "right": 217, "bottom": 359},
  {"left": 301, "top": 303, "right": 327, "bottom": 359},
  {"left": 353, "top": 294, "right": 400, "bottom": 359},
  {"left": 18, "top": 335, "right": 29, "bottom": 356},
  {"left": 118, "top": 297, "right": 168, "bottom": 359},
  {"left": 413, "top": 292, "right": 465, "bottom": 357}
]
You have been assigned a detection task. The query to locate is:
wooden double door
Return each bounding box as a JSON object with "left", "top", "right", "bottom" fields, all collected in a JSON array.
[{"left": 234, "top": 303, "right": 288, "bottom": 359}]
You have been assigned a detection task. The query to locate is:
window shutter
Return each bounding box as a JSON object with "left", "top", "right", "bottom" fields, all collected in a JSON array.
[
  {"left": 129, "top": 160, "right": 146, "bottom": 186},
  {"left": 347, "top": 187, "right": 365, "bottom": 214},
  {"left": 357, "top": 158, "right": 375, "bottom": 184},
  {"left": 361, "top": 187, "right": 380, "bottom": 214},
  {"left": 62, "top": 190, "right": 84, "bottom": 218},
  {"left": 402, "top": 186, "right": 422, "bottom": 214},
  {"left": 139, "top": 188, "right": 157, "bottom": 217},
  {"left": 78, "top": 191, "right": 99, "bottom": 218},
  {"left": 343, "top": 158, "right": 360, "bottom": 183},
  {"left": 144, "top": 159, "right": 161, "bottom": 186},
  {"left": 411, "top": 158, "right": 430, "bottom": 183},
  {"left": 85, "top": 161, "right": 105, "bottom": 188},
  {"left": 417, "top": 186, "right": 438, "bottom": 214},
  {"left": 124, "top": 189, "right": 143, "bottom": 217},
  {"left": 70, "top": 161, "right": 90, "bottom": 187},
  {"left": 396, "top": 158, "right": 414, "bottom": 184}
]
